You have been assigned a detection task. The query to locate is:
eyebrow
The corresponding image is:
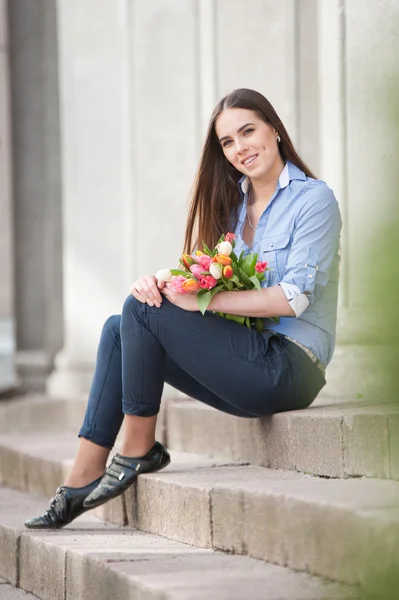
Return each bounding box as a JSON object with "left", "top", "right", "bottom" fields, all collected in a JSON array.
[{"left": 218, "top": 122, "right": 256, "bottom": 144}]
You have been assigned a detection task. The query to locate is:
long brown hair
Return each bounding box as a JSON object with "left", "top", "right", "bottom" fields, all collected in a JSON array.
[{"left": 183, "top": 88, "right": 317, "bottom": 253}]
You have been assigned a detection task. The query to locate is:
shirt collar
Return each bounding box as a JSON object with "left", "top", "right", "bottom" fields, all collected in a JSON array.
[{"left": 238, "top": 161, "right": 307, "bottom": 195}]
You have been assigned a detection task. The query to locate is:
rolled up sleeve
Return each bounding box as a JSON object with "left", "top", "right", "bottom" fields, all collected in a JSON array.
[{"left": 279, "top": 182, "right": 342, "bottom": 317}]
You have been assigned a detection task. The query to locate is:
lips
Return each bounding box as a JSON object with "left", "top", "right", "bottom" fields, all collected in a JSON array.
[{"left": 241, "top": 154, "right": 258, "bottom": 166}]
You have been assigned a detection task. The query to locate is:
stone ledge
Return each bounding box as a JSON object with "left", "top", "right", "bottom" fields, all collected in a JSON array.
[
  {"left": 167, "top": 400, "right": 399, "bottom": 479},
  {"left": 0, "top": 486, "right": 358, "bottom": 600}
]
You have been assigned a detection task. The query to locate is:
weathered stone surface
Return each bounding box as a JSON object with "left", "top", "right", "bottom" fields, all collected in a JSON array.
[
  {"left": 0, "top": 486, "right": 48, "bottom": 584},
  {"left": 93, "top": 495, "right": 126, "bottom": 526},
  {"left": 0, "top": 526, "right": 18, "bottom": 585},
  {"left": 0, "top": 432, "right": 78, "bottom": 495},
  {"left": 290, "top": 412, "right": 344, "bottom": 477},
  {"left": 167, "top": 400, "right": 399, "bottom": 479},
  {"left": 124, "top": 454, "right": 227, "bottom": 547},
  {"left": 0, "top": 581, "right": 38, "bottom": 599},
  {"left": 0, "top": 485, "right": 366, "bottom": 599},
  {"left": 65, "top": 530, "right": 210, "bottom": 600},
  {"left": 0, "top": 445, "right": 24, "bottom": 490},
  {"left": 108, "top": 553, "right": 359, "bottom": 600},
  {"left": 0, "top": 395, "right": 65, "bottom": 434},
  {"left": 19, "top": 533, "right": 66, "bottom": 600},
  {"left": 23, "top": 455, "right": 65, "bottom": 498},
  {"left": 343, "top": 412, "right": 390, "bottom": 478},
  {"left": 212, "top": 474, "right": 399, "bottom": 586}
]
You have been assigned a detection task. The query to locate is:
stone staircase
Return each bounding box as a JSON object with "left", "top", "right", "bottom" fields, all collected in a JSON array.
[{"left": 0, "top": 393, "right": 398, "bottom": 599}]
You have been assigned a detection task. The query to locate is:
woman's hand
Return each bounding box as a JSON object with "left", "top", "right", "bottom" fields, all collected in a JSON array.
[
  {"left": 161, "top": 284, "right": 200, "bottom": 312},
  {"left": 130, "top": 275, "right": 164, "bottom": 308}
]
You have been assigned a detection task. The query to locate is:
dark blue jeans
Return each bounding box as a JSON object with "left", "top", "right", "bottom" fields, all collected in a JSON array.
[{"left": 79, "top": 295, "right": 326, "bottom": 449}]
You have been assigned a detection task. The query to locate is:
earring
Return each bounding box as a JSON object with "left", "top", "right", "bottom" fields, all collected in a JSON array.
[{"left": 276, "top": 134, "right": 281, "bottom": 143}]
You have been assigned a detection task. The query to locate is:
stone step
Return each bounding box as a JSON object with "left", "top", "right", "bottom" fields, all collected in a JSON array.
[
  {"left": 0, "top": 391, "right": 173, "bottom": 446},
  {"left": 4, "top": 393, "right": 398, "bottom": 480},
  {"left": 0, "top": 486, "right": 359, "bottom": 600},
  {"left": 167, "top": 399, "right": 399, "bottom": 479},
  {"left": 0, "top": 432, "right": 398, "bottom": 595}
]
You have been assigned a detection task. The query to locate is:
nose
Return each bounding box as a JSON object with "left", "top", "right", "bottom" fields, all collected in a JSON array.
[{"left": 236, "top": 138, "right": 248, "bottom": 154}]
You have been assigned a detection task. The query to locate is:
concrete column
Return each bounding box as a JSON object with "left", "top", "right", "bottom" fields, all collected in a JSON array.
[
  {"left": 295, "top": 0, "right": 320, "bottom": 172},
  {"left": 47, "top": 0, "right": 134, "bottom": 398},
  {"left": 0, "top": 0, "right": 17, "bottom": 392},
  {"left": 8, "top": 0, "right": 63, "bottom": 390},
  {"left": 215, "top": 0, "right": 297, "bottom": 140},
  {"left": 130, "top": 0, "right": 199, "bottom": 275},
  {"left": 318, "top": 0, "right": 399, "bottom": 398},
  {"left": 48, "top": 0, "right": 200, "bottom": 399}
]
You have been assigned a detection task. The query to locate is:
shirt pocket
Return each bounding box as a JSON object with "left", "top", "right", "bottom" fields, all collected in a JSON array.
[{"left": 260, "top": 233, "right": 291, "bottom": 284}]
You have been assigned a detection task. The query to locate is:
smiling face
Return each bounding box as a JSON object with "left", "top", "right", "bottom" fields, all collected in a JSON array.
[{"left": 215, "top": 108, "right": 283, "bottom": 182}]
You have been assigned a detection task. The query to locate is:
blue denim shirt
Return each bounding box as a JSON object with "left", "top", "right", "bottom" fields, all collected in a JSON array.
[{"left": 233, "top": 161, "right": 342, "bottom": 366}]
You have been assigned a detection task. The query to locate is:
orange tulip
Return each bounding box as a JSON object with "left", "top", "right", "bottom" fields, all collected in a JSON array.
[
  {"left": 223, "top": 265, "right": 233, "bottom": 279},
  {"left": 212, "top": 254, "right": 232, "bottom": 266},
  {"left": 182, "top": 253, "right": 197, "bottom": 269},
  {"left": 182, "top": 279, "right": 200, "bottom": 293}
]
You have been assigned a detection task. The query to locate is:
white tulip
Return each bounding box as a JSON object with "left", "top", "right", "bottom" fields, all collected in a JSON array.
[
  {"left": 217, "top": 241, "right": 233, "bottom": 256},
  {"left": 155, "top": 269, "right": 173, "bottom": 283},
  {"left": 209, "top": 263, "right": 223, "bottom": 279}
]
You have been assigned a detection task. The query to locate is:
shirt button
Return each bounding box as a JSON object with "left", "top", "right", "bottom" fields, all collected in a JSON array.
[
  {"left": 308, "top": 274, "right": 313, "bottom": 278},
  {"left": 270, "top": 244, "right": 274, "bottom": 248}
]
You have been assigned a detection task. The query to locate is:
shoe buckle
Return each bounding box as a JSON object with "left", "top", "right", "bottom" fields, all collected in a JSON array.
[
  {"left": 135, "top": 463, "right": 141, "bottom": 472},
  {"left": 118, "top": 472, "right": 125, "bottom": 481}
]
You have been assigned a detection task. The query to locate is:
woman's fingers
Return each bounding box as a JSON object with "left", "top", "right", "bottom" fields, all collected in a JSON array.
[{"left": 130, "top": 276, "right": 163, "bottom": 307}]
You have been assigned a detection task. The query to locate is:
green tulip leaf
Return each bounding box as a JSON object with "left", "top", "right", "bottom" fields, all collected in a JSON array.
[
  {"left": 238, "top": 268, "right": 251, "bottom": 287},
  {"left": 225, "top": 313, "right": 246, "bottom": 325},
  {"left": 241, "top": 253, "right": 257, "bottom": 276},
  {"left": 249, "top": 275, "right": 261, "bottom": 290},
  {"left": 255, "top": 317, "right": 265, "bottom": 332},
  {"left": 230, "top": 274, "right": 241, "bottom": 287},
  {"left": 196, "top": 290, "right": 213, "bottom": 315}
]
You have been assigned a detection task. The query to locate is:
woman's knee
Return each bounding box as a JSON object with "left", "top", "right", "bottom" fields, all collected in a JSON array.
[
  {"left": 122, "top": 293, "right": 140, "bottom": 315},
  {"left": 101, "top": 314, "right": 121, "bottom": 340}
]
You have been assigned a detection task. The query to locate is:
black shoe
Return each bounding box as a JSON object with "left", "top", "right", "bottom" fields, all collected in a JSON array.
[
  {"left": 24, "top": 476, "right": 103, "bottom": 529},
  {"left": 83, "top": 441, "right": 171, "bottom": 510}
]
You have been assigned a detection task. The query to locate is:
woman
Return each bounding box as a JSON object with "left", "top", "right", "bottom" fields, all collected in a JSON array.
[{"left": 25, "top": 88, "right": 341, "bottom": 529}]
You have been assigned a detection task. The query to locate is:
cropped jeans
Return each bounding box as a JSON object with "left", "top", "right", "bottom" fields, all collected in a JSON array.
[{"left": 79, "top": 295, "right": 326, "bottom": 449}]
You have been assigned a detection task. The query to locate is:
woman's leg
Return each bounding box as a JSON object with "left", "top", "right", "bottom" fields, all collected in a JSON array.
[
  {"left": 65, "top": 315, "right": 125, "bottom": 487},
  {"left": 66, "top": 306, "right": 254, "bottom": 487},
  {"left": 118, "top": 294, "right": 317, "bottom": 446}
]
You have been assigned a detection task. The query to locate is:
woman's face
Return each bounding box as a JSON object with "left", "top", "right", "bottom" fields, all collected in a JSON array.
[{"left": 215, "top": 108, "right": 281, "bottom": 180}]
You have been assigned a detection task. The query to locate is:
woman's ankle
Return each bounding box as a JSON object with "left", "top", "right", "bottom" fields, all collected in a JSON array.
[
  {"left": 64, "top": 467, "right": 105, "bottom": 489},
  {"left": 119, "top": 439, "right": 155, "bottom": 458}
]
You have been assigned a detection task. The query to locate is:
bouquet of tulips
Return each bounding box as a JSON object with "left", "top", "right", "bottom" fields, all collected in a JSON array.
[{"left": 156, "top": 233, "right": 273, "bottom": 332}]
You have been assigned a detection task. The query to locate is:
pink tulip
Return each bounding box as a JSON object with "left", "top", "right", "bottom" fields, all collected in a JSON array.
[
  {"left": 190, "top": 264, "right": 206, "bottom": 279},
  {"left": 170, "top": 275, "right": 187, "bottom": 293},
  {"left": 198, "top": 275, "right": 218, "bottom": 290},
  {"left": 225, "top": 232, "right": 236, "bottom": 244},
  {"left": 197, "top": 254, "right": 212, "bottom": 270},
  {"left": 255, "top": 261, "right": 268, "bottom": 273}
]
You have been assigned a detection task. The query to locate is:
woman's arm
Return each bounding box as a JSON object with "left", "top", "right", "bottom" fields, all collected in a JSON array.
[{"left": 208, "top": 286, "right": 295, "bottom": 318}]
